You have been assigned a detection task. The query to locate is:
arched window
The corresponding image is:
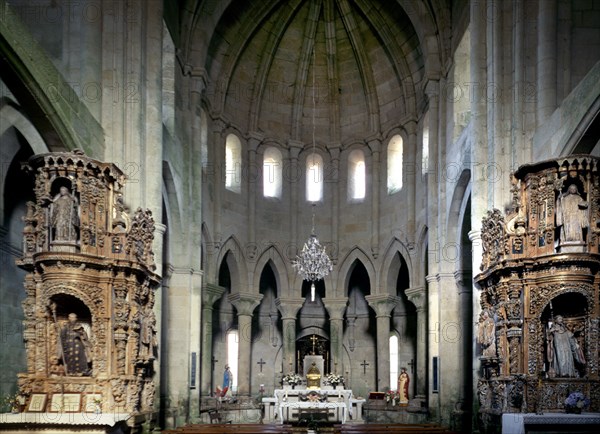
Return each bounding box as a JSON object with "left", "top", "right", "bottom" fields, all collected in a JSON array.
[
  {"left": 387, "top": 135, "right": 403, "bottom": 194},
  {"left": 227, "top": 330, "right": 239, "bottom": 393},
  {"left": 225, "top": 134, "right": 241, "bottom": 193},
  {"left": 263, "top": 147, "right": 282, "bottom": 198},
  {"left": 348, "top": 149, "right": 366, "bottom": 200},
  {"left": 422, "top": 112, "right": 430, "bottom": 175},
  {"left": 390, "top": 334, "right": 399, "bottom": 388},
  {"left": 306, "top": 153, "right": 323, "bottom": 202}
]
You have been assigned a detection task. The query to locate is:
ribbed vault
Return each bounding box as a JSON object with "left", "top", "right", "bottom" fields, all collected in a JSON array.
[{"left": 192, "top": 0, "right": 431, "bottom": 148}]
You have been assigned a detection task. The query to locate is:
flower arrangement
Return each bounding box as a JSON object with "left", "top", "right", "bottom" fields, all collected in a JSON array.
[
  {"left": 1, "top": 393, "right": 25, "bottom": 413},
  {"left": 282, "top": 372, "right": 303, "bottom": 386},
  {"left": 564, "top": 391, "right": 590, "bottom": 413},
  {"left": 385, "top": 390, "right": 400, "bottom": 406},
  {"left": 324, "top": 373, "right": 344, "bottom": 387}
]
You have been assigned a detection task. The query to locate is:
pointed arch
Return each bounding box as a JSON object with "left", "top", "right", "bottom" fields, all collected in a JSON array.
[
  {"left": 253, "top": 245, "right": 290, "bottom": 297},
  {"left": 380, "top": 238, "right": 414, "bottom": 295},
  {"left": 215, "top": 236, "right": 248, "bottom": 293},
  {"left": 336, "top": 247, "right": 376, "bottom": 297}
]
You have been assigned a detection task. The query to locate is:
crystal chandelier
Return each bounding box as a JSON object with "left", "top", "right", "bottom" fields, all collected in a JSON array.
[{"left": 292, "top": 47, "right": 333, "bottom": 302}]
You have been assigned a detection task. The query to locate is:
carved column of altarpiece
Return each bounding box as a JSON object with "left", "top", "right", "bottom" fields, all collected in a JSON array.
[
  {"left": 476, "top": 155, "right": 600, "bottom": 429},
  {"left": 15, "top": 150, "right": 160, "bottom": 415}
]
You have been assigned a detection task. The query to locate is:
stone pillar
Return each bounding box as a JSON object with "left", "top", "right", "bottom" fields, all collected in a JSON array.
[
  {"left": 405, "top": 120, "right": 418, "bottom": 238},
  {"left": 323, "top": 298, "right": 348, "bottom": 373},
  {"left": 329, "top": 145, "right": 341, "bottom": 264},
  {"left": 200, "top": 284, "right": 225, "bottom": 396},
  {"left": 406, "top": 286, "right": 427, "bottom": 398},
  {"left": 247, "top": 133, "right": 263, "bottom": 251},
  {"left": 288, "top": 140, "right": 303, "bottom": 246},
  {"left": 425, "top": 274, "right": 440, "bottom": 419},
  {"left": 368, "top": 139, "right": 381, "bottom": 258},
  {"left": 469, "top": 229, "right": 483, "bottom": 423},
  {"left": 228, "top": 293, "right": 263, "bottom": 396},
  {"left": 536, "top": 0, "right": 557, "bottom": 126},
  {"left": 365, "top": 295, "right": 399, "bottom": 391},
  {"left": 275, "top": 298, "right": 305, "bottom": 372},
  {"left": 212, "top": 119, "right": 226, "bottom": 243}
]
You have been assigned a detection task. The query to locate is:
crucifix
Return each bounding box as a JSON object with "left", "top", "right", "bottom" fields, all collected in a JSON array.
[
  {"left": 360, "top": 360, "right": 369, "bottom": 375},
  {"left": 310, "top": 334, "right": 318, "bottom": 354},
  {"left": 257, "top": 358, "right": 266, "bottom": 373},
  {"left": 408, "top": 358, "right": 415, "bottom": 373}
]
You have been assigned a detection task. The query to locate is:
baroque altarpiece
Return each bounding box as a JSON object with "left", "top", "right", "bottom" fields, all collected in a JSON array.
[
  {"left": 15, "top": 150, "right": 160, "bottom": 416},
  {"left": 476, "top": 155, "right": 600, "bottom": 428}
]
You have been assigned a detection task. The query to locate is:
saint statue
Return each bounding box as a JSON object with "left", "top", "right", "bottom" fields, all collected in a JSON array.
[
  {"left": 58, "top": 313, "right": 92, "bottom": 376},
  {"left": 477, "top": 309, "right": 496, "bottom": 358},
  {"left": 216, "top": 364, "right": 233, "bottom": 398},
  {"left": 51, "top": 186, "right": 79, "bottom": 242},
  {"left": 398, "top": 367, "right": 409, "bottom": 406},
  {"left": 556, "top": 184, "right": 588, "bottom": 244},
  {"left": 546, "top": 315, "right": 585, "bottom": 378},
  {"left": 139, "top": 304, "right": 157, "bottom": 360}
]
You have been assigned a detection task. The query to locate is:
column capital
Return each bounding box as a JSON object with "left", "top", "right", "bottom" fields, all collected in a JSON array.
[
  {"left": 287, "top": 139, "right": 304, "bottom": 158},
  {"left": 322, "top": 298, "right": 348, "bottom": 320},
  {"left": 201, "top": 283, "right": 225, "bottom": 307},
  {"left": 247, "top": 131, "right": 264, "bottom": 151},
  {"left": 468, "top": 229, "right": 481, "bottom": 242},
  {"left": 365, "top": 294, "right": 400, "bottom": 317},
  {"left": 275, "top": 297, "right": 305, "bottom": 319},
  {"left": 228, "top": 293, "right": 263, "bottom": 316},
  {"left": 405, "top": 286, "right": 426, "bottom": 311}
]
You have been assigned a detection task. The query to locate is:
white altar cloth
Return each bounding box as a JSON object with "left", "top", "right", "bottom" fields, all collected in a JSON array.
[{"left": 278, "top": 400, "right": 347, "bottom": 424}]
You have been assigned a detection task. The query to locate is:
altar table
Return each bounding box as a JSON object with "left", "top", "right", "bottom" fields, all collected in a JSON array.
[{"left": 263, "top": 388, "right": 355, "bottom": 423}]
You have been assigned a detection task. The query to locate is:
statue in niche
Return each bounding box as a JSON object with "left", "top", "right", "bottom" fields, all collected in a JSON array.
[
  {"left": 51, "top": 186, "right": 79, "bottom": 242},
  {"left": 477, "top": 309, "right": 497, "bottom": 358},
  {"left": 546, "top": 315, "right": 585, "bottom": 378},
  {"left": 556, "top": 184, "right": 588, "bottom": 244},
  {"left": 398, "top": 367, "right": 409, "bottom": 405},
  {"left": 138, "top": 304, "right": 157, "bottom": 360},
  {"left": 57, "top": 313, "right": 92, "bottom": 376}
]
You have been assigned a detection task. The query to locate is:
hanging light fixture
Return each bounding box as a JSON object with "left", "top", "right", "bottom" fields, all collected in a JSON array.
[{"left": 292, "top": 47, "right": 333, "bottom": 302}]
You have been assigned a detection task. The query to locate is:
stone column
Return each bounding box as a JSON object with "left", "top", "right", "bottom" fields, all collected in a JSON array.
[
  {"left": 365, "top": 295, "right": 399, "bottom": 391},
  {"left": 212, "top": 119, "right": 226, "bottom": 243},
  {"left": 405, "top": 120, "right": 418, "bottom": 238},
  {"left": 323, "top": 298, "right": 348, "bottom": 373},
  {"left": 200, "top": 284, "right": 225, "bottom": 396},
  {"left": 406, "top": 286, "right": 427, "bottom": 398},
  {"left": 228, "top": 293, "right": 263, "bottom": 396},
  {"left": 368, "top": 139, "right": 381, "bottom": 258},
  {"left": 469, "top": 229, "right": 483, "bottom": 423},
  {"left": 275, "top": 298, "right": 305, "bottom": 372},
  {"left": 247, "top": 133, "right": 263, "bottom": 252},
  {"left": 536, "top": 0, "right": 557, "bottom": 126},
  {"left": 288, "top": 140, "right": 303, "bottom": 246}
]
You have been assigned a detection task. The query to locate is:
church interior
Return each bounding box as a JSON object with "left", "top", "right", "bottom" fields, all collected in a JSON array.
[{"left": 1, "top": 0, "right": 600, "bottom": 433}]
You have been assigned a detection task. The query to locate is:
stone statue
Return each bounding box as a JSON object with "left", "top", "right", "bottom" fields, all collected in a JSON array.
[
  {"left": 546, "top": 315, "right": 585, "bottom": 378},
  {"left": 556, "top": 184, "right": 588, "bottom": 244},
  {"left": 138, "top": 304, "right": 157, "bottom": 360},
  {"left": 398, "top": 367, "right": 409, "bottom": 405},
  {"left": 58, "top": 313, "right": 91, "bottom": 376},
  {"left": 51, "top": 186, "right": 79, "bottom": 242},
  {"left": 478, "top": 309, "right": 497, "bottom": 358}
]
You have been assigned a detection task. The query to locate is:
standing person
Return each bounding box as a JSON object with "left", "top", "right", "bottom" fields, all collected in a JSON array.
[
  {"left": 546, "top": 315, "right": 585, "bottom": 377},
  {"left": 58, "top": 313, "right": 91, "bottom": 376}
]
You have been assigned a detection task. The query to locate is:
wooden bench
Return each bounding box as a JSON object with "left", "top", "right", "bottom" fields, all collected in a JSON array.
[
  {"left": 334, "top": 423, "right": 458, "bottom": 433},
  {"left": 162, "top": 423, "right": 294, "bottom": 433}
]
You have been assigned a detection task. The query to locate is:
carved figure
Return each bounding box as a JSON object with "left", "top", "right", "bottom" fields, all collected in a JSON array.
[
  {"left": 51, "top": 186, "right": 79, "bottom": 242},
  {"left": 556, "top": 184, "right": 588, "bottom": 243},
  {"left": 139, "top": 305, "right": 157, "bottom": 360},
  {"left": 478, "top": 310, "right": 497, "bottom": 358},
  {"left": 216, "top": 364, "right": 233, "bottom": 398},
  {"left": 546, "top": 315, "right": 585, "bottom": 378},
  {"left": 398, "top": 367, "right": 409, "bottom": 405},
  {"left": 58, "top": 313, "right": 91, "bottom": 376}
]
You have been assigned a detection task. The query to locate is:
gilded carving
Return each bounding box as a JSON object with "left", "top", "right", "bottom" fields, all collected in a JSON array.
[{"left": 15, "top": 151, "right": 159, "bottom": 418}]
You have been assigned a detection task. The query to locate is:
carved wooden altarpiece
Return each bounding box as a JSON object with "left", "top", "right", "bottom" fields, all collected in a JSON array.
[
  {"left": 476, "top": 155, "right": 600, "bottom": 430},
  {"left": 15, "top": 150, "right": 160, "bottom": 417}
]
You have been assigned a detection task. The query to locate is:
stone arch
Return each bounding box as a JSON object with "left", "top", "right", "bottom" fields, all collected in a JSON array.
[
  {"left": 337, "top": 247, "right": 376, "bottom": 297},
  {"left": 253, "top": 246, "right": 290, "bottom": 297},
  {"left": 380, "top": 238, "right": 414, "bottom": 292},
  {"left": 0, "top": 103, "right": 47, "bottom": 154},
  {"left": 216, "top": 236, "right": 249, "bottom": 294}
]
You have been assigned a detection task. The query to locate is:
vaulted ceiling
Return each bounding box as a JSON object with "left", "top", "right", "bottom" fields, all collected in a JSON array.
[{"left": 177, "top": 0, "right": 450, "bottom": 148}]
